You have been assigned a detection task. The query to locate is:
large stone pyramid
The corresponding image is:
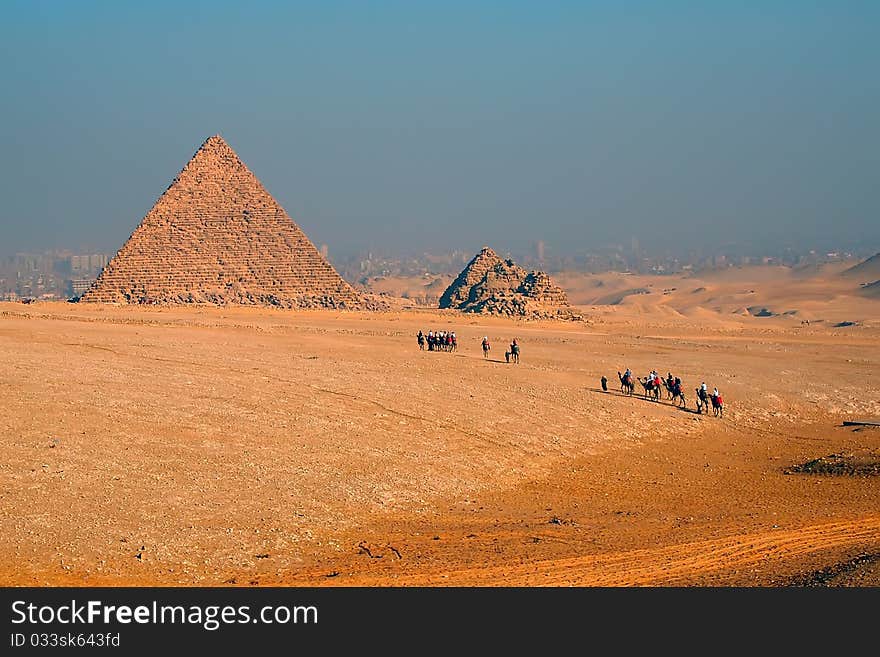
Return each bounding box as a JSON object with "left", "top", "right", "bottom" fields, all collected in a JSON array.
[
  {"left": 81, "top": 135, "right": 365, "bottom": 308},
  {"left": 439, "top": 246, "right": 577, "bottom": 319}
]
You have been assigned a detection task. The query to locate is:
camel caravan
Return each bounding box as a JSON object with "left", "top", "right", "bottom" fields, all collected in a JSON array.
[
  {"left": 617, "top": 369, "right": 724, "bottom": 417},
  {"left": 414, "top": 332, "right": 725, "bottom": 417}
]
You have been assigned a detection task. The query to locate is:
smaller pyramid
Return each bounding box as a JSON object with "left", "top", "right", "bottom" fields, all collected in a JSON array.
[
  {"left": 439, "top": 247, "right": 577, "bottom": 319},
  {"left": 439, "top": 246, "right": 505, "bottom": 309}
]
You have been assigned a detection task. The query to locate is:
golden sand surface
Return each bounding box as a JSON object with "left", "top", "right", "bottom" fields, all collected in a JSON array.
[{"left": 1, "top": 282, "right": 878, "bottom": 585}]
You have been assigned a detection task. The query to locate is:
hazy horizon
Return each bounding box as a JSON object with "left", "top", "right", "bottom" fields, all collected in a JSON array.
[{"left": 1, "top": 2, "right": 878, "bottom": 259}]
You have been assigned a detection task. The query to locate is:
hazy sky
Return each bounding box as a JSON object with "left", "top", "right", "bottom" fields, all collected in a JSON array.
[{"left": 1, "top": 1, "right": 877, "bottom": 258}]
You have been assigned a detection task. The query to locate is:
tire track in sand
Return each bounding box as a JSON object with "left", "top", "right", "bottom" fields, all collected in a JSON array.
[{"left": 346, "top": 516, "right": 880, "bottom": 586}]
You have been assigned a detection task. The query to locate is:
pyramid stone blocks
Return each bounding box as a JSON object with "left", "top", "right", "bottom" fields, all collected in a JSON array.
[{"left": 81, "top": 135, "right": 365, "bottom": 309}]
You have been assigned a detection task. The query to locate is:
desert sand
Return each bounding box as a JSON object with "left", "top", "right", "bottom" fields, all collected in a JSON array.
[{"left": 1, "top": 264, "right": 879, "bottom": 586}]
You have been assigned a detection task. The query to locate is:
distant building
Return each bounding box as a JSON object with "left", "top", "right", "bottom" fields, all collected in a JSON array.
[
  {"left": 70, "top": 254, "right": 108, "bottom": 275},
  {"left": 70, "top": 278, "right": 95, "bottom": 297}
]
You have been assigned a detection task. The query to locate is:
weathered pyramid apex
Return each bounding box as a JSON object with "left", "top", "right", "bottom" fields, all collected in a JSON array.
[{"left": 196, "top": 134, "right": 233, "bottom": 152}]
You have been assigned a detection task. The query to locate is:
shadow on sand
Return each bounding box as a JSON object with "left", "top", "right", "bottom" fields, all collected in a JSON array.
[{"left": 584, "top": 386, "right": 702, "bottom": 414}]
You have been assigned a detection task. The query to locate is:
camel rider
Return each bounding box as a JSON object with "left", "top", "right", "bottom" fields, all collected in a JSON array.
[
  {"left": 713, "top": 387, "right": 719, "bottom": 399},
  {"left": 624, "top": 368, "right": 632, "bottom": 380}
]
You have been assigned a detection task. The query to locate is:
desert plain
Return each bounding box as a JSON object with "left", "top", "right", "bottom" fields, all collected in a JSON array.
[{"left": 1, "top": 263, "right": 879, "bottom": 586}]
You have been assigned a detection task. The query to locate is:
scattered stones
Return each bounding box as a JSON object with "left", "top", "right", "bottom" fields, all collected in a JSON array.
[
  {"left": 785, "top": 553, "right": 880, "bottom": 586},
  {"left": 784, "top": 449, "right": 880, "bottom": 477},
  {"left": 356, "top": 541, "right": 401, "bottom": 559}
]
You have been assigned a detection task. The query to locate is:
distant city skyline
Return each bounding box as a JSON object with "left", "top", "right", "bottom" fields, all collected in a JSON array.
[{"left": 1, "top": 2, "right": 878, "bottom": 258}]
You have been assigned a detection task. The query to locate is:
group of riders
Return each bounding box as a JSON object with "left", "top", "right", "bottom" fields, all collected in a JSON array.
[
  {"left": 417, "top": 332, "right": 521, "bottom": 364},
  {"left": 480, "top": 335, "right": 520, "bottom": 363},
  {"left": 613, "top": 368, "right": 724, "bottom": 417},
  {"left": 418, "top": 330, "right": 457, "bottom": 352}
]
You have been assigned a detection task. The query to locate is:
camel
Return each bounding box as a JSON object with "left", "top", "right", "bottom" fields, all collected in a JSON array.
[
  {"left": 638, "top": 377, "right": 661, "bottom": 401},
  {"left": 667, "top": 384, "right": 686, "bottom": 407},
  {"left": 695, "top": 388, "right": 710, "bottom": 414},
  {"left": 617, "top": 371, "right": 635, "bottom": 395},
  {"left": 664, "top": 378, "right": 686, "bottom": 406},
  {"left": 711, "top": 394, "right": 724, "bottom": 418}
]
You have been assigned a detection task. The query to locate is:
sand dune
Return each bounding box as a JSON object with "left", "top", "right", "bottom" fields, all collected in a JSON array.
[
  {"left": 841, "top": 252, "right": 880, "bottom": 282},
  {"left": 860, "top": 280, "right": 880, "bottom": 299},
  {"left": 553, "top": 264, "right": 879, "bottom": 326},
  {"left": 365, "top": 263, "right": 880, "bottom": 327}
]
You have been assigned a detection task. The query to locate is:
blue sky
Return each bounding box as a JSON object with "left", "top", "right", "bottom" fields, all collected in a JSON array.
[{"left": 1, "top": 1, "right": 877, "bottom": 257}]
